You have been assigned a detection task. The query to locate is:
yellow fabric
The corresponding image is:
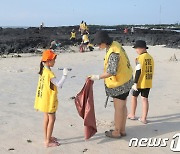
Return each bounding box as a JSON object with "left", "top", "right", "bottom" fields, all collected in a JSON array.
[
  {"left": 80, "top": 23, "right": 86, "bottom": 30},
  {"left": 87, "top": 43, "right": 94, "bottom": 47},
  {"left": 85, "top": 25, "right": 89, "bottom": 31},
  {"left": 34, "top": 67, "right": 58, "bottom": 113},
  {"left": 83, "top": 34, "right": 89, "bottom": 43},
  {"left": 104, "top": 41, "right": 133, "bottom": 88},
  {"left": 137, "top": 53, "right": 154, "bottom": 88},
  {"left": 70, "top": 32, "right": 76, "bottom": 39}
]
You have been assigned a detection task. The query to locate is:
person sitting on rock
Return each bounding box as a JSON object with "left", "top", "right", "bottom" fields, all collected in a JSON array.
[{"left": 50, "top": 40, "right": 58, "bottom": 50}]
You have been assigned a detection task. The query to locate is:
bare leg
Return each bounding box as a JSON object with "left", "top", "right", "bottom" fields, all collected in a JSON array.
[
  {"left": 43, "top": 113, "right": 49, "bottom": 142},
  {"left": 141, "top": 97, "right": 149, "bottom": 123},
  {"left": 128, "top": 96, "right": 137, "bottom": 119},
  {"left": 120, "top": 99, "right": 127, "bottom": 135},
  {"left": 112, "top": 98, "right": 126, "bottom": 136},
  {"left": 45, "top": 113, "right": 56, "bottom": 146}
]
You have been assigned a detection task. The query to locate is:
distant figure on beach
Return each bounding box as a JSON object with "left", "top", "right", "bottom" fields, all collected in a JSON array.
[
  {"left": 80, "top": 31, "right": 90, "bottom": 52},
  {"left": 131, "top": 27, "right": 134, "bottom": 34},
  {"left": 128, "top": 40, "right": 154, "bottom": 124},
  {"left": 50, "top": 40, "right": 57, "bottom": 50},
  {"left": 39, "top": 22, "right": 44, "bottom": 30},
  {"left": 90, "top": 31, "right": 133, "bottom": 138},
  {"left": 124, "top": 28, "right": 128, "bottom": 34},
  {"left": 70, "top": 29, "right": 76, "bottom": 44},
  {"left": 34, "top": 49, "right": 69, "bottom": 147},
  {"left": 79, "top": 21, "right": 86, "bottom": 35}
]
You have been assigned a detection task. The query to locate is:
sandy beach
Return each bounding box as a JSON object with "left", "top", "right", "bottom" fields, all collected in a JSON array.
[{"left": 0, "top": 46, "right": 180, "bottom": 154}]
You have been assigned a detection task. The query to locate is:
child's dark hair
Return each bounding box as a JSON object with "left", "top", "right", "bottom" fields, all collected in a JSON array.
[{"left": 39, "top": 61, "right": 44, "bottom": 75}]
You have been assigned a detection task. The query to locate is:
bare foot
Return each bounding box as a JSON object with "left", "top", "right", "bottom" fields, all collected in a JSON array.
[{"left": 138, "top": 118, "right": 147, "bottom": 124}]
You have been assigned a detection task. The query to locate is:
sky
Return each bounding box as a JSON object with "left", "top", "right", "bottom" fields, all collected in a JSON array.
[{"left": 0, "top": 0, "right": 180, "bottom": 27}]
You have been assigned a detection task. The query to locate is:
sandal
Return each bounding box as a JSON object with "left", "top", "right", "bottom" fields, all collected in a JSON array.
[
  {"left": 138, "top": 118, "right": 147, "bottom": 124},
  {"left": 127, "top": 116, "right": 137, "bottom": 120},
  {"left": 50, "top": 137, "right": 58, "bottom": 142},
  {"left": 45, "top": 142, "right": 60, "bottom": 148},
  {"left": 105, "top": 130, "right": 121, "bottom": 139},
  {"left": 109, "top": 129, "right": 126, "bottom": 137}
]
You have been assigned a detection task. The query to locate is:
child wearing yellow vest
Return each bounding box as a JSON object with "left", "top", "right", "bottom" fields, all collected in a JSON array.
[
  {"left": 128, "top": 40, "right": 154, "bottom": 124},
  {"left": 34, "top": 49, "right": 68, "bottom": 147}
]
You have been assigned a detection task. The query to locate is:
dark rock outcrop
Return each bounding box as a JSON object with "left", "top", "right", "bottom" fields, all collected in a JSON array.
[{"left": 0, "top": 25, "right": 179, "bottom": 54}]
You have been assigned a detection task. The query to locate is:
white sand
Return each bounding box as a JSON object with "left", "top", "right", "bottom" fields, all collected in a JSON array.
[{"left": 0, "top": 46, "right": 180, "bottom": 154}]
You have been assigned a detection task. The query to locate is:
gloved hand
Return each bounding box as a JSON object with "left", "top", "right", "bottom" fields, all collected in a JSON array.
[
  {"left": 90, "top": 75, "right": 100, "bottom": 81},
  {"left": 132, "top": 83, "right": 138, "bottom": 91},
  {"left": 63, "top": 68, "right": 68, "bottom": 76}
]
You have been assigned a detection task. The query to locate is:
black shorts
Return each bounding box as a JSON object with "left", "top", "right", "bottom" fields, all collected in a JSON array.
[
  {"left": 132, "top": 88, "right": 150, "bottom": 98},
  {"left": 112, "top": 91, "right": 130, "bottom": 100},
  {"left": 83, "top": 42, "right": 89, "bottom": 46}
]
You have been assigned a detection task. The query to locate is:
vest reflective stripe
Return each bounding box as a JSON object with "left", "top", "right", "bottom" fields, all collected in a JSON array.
[
  {"left": 137, "top": 53, "right": 154, "bottom": 88},
  {"left": 104, "top": 41, "right": 133, "bottom": 88},
  {"left": 34, "top": 67, "right": 58, "bottom": 113},
  {"left": 71, "top": 32, "right": 76, "bottom": 39}
]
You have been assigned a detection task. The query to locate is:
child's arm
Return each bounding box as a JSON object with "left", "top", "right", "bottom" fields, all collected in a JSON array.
[
  {"left": 51, "top": 68, "right": 68, "bottom": 88},
  {"left": 51, "top": 76, "right": 67, "bottom": 88},
  {"left": 132, "top": 62, "right": 141, "bottom": 91},
  {"left": 134, "top": 62, "right": 141, "bottom": 84}
]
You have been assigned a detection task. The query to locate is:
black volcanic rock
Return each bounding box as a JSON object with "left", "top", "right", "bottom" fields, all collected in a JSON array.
[{"left": 0, "top": 26, "right": 179, "bottom": 54}]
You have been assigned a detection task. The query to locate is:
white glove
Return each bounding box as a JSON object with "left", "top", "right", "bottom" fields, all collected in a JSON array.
[
  {"left": 90, "top": 75, "right": 100, "bottom": 81},
  {"left": 132, "top": 83, "right": 138, "bottom": 91},
  {"left": 63, "top": 68, "right": 68, "bottom": 76}
]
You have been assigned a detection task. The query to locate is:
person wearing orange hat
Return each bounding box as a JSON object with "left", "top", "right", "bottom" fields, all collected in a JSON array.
[{"left": 34, "top": 49, "right": 68, "bottom": 147}]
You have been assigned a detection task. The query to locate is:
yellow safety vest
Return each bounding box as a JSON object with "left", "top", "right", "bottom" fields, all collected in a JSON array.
[
  {"left": 83, "top": 35, "right": 89, "bottom": 43},
  {"left": 80, "top": 23, "right": 86, "bottom": 30},
  {"left": 104, "top": 41, "right": 133, "bottom": 88},
  {"left": 137, "top": 53, "right": 154, "bottom": 88},
  {"left": 71, "top": 32, "right": 76, "bottom": 39},
  {"left": 85, "top": 25, "right": 89, "bottom": 31},
  {"left": 34, "top": 67, "right": 58, "bottom": 113}
]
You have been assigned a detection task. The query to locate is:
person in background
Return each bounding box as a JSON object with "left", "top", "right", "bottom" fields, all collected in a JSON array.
[
  {"left": 50, "top": 40, "right": 57, "bottom": 50},
  {"left": 131, "top": 27, "right": 134, "bottom": 34},
  {"left": 124, "top": 28, "right": 128, "bottom": 34},
  {"left": 34, "top": 49, "right": 68, "bottom": 147},
  {"left": 70, "top": 29, "right": 76, "bottom": 44},
  {"left": 79, "top": 21, "right": 86, "bottom": 35},
  {"left": 80, "top": 31, "right": 90, "bottom": 52},
  {"left": 39, "top": 22, "right": 44, "bottom": 30},
  {"left": 128, "top": 40, "right": 154, "bottom": 124},
  {"left": 90, "top": 31, "right": 133, "bottom": 138}
]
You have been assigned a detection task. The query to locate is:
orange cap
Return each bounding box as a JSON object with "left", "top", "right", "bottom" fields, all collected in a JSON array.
[{"left": 41, "top": 49, "right": 57, "bottom": 62}]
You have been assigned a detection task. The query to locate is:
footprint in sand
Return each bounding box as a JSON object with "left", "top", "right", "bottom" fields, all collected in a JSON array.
[{"left": 96, "top": 120, "right": 114, "bottom": 127}]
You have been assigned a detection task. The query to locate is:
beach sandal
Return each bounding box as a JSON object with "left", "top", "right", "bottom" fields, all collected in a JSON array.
[
  {"left": 120, "top": 132, "right": 127, "bottom": 137},
  {"left": 105, "top": 130, "right": 121, "bottom": 139},
  {"left": 109, "top": 129, "right": 126, "bottom": 137},
  {"left": 138, "top": 118, "right": 148, "bottom": 124},
  {"left": 45, "top": 142, "right": 60, "bottom": 148},
  {"left": 50, "top": 137, "right": 58, "bottom": 142},
  {"left": 127, "top": 115, "right": 137, "bottom": 120}
]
